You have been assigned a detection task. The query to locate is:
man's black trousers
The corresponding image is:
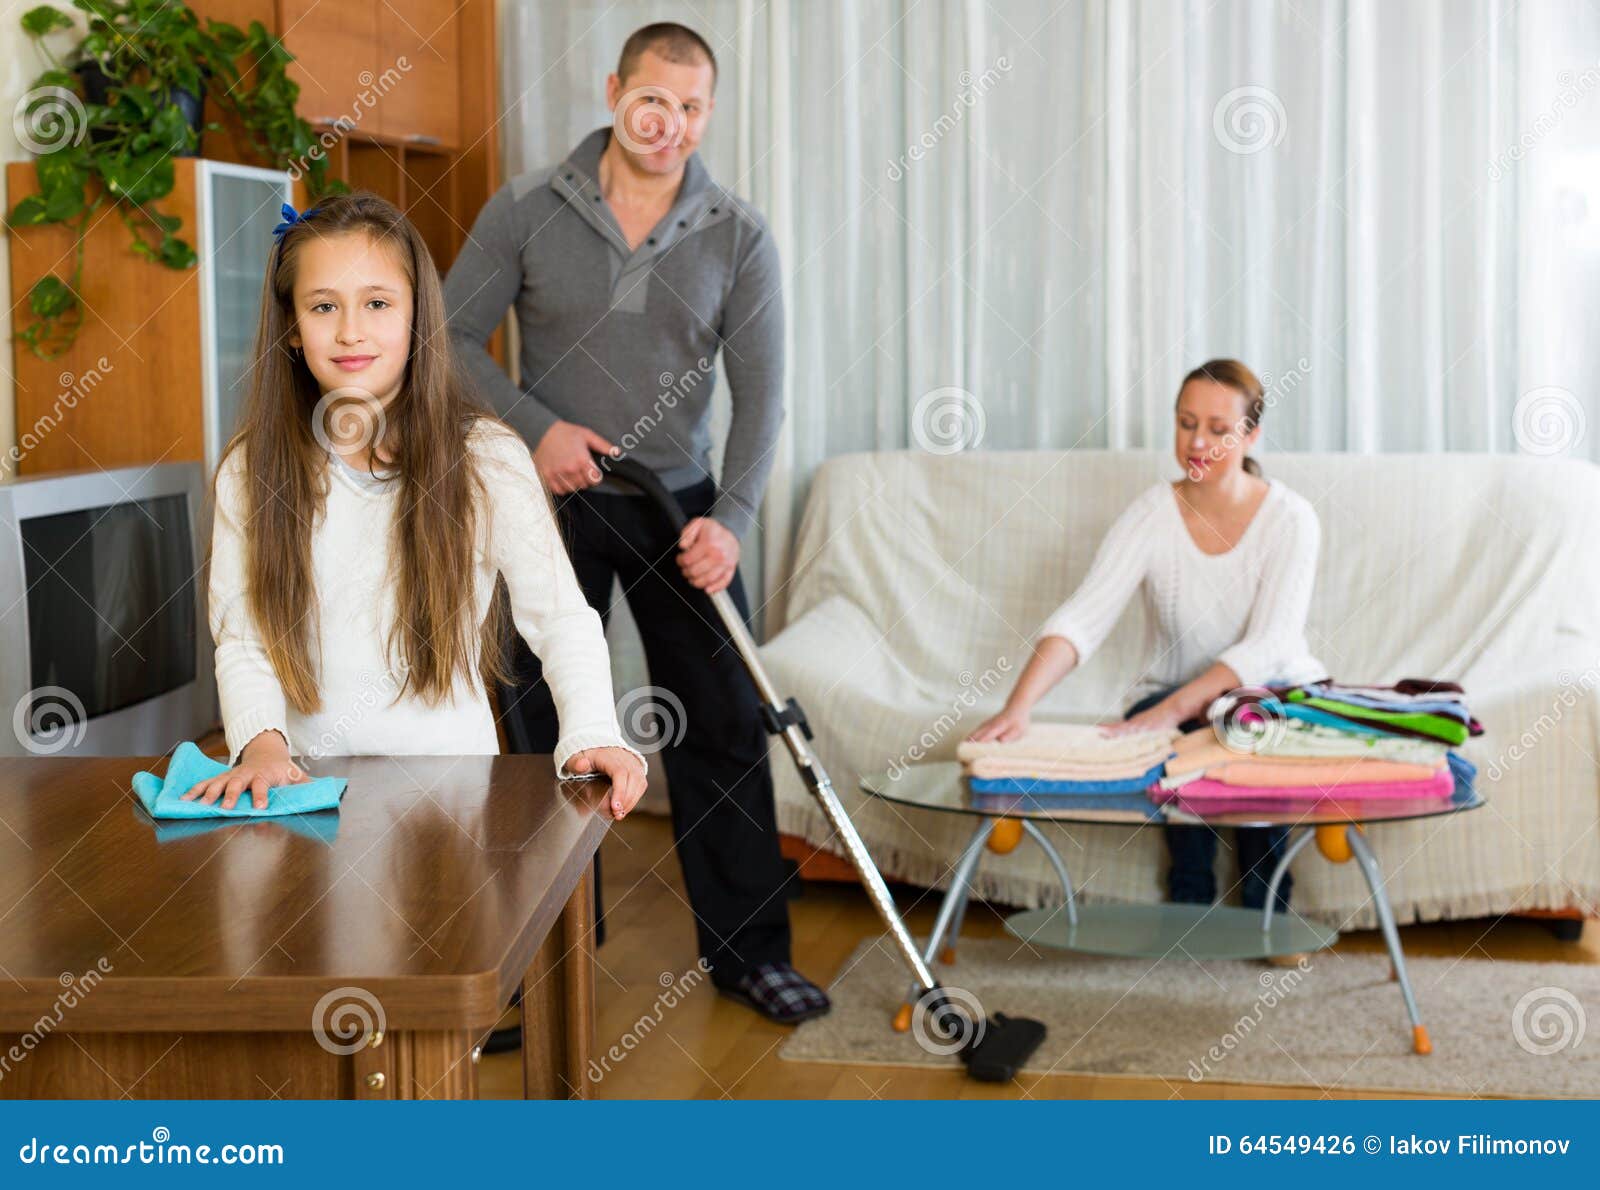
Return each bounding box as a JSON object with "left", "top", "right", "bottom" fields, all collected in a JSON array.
[{"left": 495, "top": 476, "right": 793, "bottom": 986}]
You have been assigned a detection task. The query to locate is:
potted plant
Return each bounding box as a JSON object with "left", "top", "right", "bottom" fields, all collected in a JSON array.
[{"left": 6, "top": 1, "right": 346, "bottom": 358}]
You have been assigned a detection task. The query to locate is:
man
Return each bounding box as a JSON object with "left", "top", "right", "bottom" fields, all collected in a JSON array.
[{"left": 444, "top": 23, "right": 829, "bottom": 1024}]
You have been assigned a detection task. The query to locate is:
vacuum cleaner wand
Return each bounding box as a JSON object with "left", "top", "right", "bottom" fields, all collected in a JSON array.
[{"left": 590, "top": 451, "right": 1046, "bottom": 1081}]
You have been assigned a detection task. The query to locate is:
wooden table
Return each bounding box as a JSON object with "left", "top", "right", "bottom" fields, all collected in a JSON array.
[{"left": 0, "top": 753, "right": 606, "bottom": 1099}]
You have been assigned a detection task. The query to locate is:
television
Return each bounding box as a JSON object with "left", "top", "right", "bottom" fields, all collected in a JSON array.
[{"left": 0, "top": 461, "right": 217, "bottom": 757}]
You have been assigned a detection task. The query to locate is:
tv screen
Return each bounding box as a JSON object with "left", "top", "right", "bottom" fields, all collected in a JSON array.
[{"left": 20, "top": 494, "right": 197, "bottom": 726}]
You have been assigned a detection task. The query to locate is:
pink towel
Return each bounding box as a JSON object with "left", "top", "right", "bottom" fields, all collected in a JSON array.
[
  {"left": 1156, "top": 766, "right": 1455, "bottom": 803},
  {"left": 1196, "top": 757, "right": 1445, "bottom": 788}
]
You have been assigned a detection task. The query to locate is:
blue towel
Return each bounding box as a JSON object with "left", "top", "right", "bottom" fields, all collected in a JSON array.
[
  {"left": 967, "top": 759, "right": 1167, "bottom": 796},
  {"left": 131, "top": 740, "right": 347, "bottom": 820}
]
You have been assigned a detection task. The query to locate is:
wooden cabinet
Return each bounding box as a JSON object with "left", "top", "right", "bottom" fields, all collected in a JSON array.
[{"left": 187, "top": 0, "right": 495, "bottom": 276}]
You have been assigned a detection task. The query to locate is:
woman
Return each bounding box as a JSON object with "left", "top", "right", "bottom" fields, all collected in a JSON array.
[{"left": 969, "top": 359, "right": 1325, "bottom": 918}]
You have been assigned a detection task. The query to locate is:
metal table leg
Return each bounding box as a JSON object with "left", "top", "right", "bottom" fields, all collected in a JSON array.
[
  {"left": 893, "top": 817, "right": 993, "bottom": 1030},
  {"left": 1260, "top": 827, "right": 1316, "bottom": 932},
  {"left": 1346, "top": 825, "right": 1431, "bottom": 1055},
  {"left": 1021, "top": 819, "right": 1078, "bottom": 928}
]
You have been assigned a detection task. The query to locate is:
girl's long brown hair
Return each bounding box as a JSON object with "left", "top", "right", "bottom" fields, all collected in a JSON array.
[{"left": 209, "top": 190, "right": 520, "bottom": 715}]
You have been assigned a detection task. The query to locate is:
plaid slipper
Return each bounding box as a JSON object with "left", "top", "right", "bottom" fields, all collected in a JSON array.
[{"left": 718, "top": 961, "right": 832, "bottom": 1024}]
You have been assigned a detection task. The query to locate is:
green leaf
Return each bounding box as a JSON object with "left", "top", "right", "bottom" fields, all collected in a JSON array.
[
  {"left": 20, "top": 6, "right": 73, "bottom": 37},
  {"left": 28, "top": 275, "right": 75, "bottom": 318},
  {"left": 6, "top": 194, "right": 50, "bottom": 226},
  {"left": 158, "top": 234, "right": 195, "bottom": 269}
]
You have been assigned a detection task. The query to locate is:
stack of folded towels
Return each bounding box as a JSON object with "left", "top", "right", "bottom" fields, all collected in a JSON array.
[
  {"left": 956, "top": 723, "right": 1178, "bottom": 795},
  {"left": 1156, "top": 678, "right": 1480, "bottom": 804}
]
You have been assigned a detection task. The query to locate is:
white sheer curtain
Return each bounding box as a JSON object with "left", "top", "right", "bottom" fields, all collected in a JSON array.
[{"left": 496, "top": 0, "right": 1600, "bottom": 638}]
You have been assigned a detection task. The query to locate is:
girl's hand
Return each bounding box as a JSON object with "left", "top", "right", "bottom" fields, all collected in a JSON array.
[
  {"left": 969, "top": 705, "right": 1031, "bottom": 743},
  {"left": 1102, "top": 702, "right": 1184, "bottom": 738},
  {"left": 566, "top": 747, "right": 647, "bottom": 820},
  {"left": 180, "top": 732, "right": 312, "bottom": 811}
]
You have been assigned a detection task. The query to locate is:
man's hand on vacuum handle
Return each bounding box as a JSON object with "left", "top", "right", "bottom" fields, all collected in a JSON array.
[{"left": 535, "top": 420, "right": 620, "bottom": 494}]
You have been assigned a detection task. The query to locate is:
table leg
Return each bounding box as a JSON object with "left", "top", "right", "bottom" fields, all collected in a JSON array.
[
  {"left": 1259, "top": 827, "right": 1316, "bottom": 933},
  {"left": 522, "top": 866, "right": 597, "bottom": 1097},
  {"left": 1020, "top": 819, "right": 1078, "bottom": 928},
  {"left": 892, "top": 818, "right": 993, "bottom": 1030},
  {"left": 1346, "top": 826, "right": 1431, "bottom": 1055}
]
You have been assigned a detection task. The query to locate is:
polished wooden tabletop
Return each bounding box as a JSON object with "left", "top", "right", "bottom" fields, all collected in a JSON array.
[{"left": 0, "top": 753, "right": 610, "bottom": 1034}]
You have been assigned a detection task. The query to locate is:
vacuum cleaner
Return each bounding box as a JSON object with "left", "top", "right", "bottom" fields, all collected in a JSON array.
[{"left": 594, "top": 451, "right": 1047, "bottom": 1083}]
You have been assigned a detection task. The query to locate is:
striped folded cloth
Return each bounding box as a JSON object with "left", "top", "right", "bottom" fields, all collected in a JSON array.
[{"left": 1170, "top": 725, "right": 1449, "bottom": 772}]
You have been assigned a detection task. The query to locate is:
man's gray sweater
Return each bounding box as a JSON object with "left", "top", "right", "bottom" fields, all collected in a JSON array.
[{"left": 443, "top": 126, "right": 785, "bottom": 539}]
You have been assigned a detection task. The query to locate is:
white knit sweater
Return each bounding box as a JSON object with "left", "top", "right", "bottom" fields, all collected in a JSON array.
[
  {"left": 1037, "top": 478, "right": 1326, "bottom": 703},
  {"left": 208, "top": 419, "right": 644, "bottom": 776}
]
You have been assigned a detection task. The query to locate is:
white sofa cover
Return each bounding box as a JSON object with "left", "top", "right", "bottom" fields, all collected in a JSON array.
[{"left": 760, "top": 449, "right": 1600, "bottom": 928}]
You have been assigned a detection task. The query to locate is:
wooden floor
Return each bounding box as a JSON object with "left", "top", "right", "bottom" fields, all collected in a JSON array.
[{"left": 481, "top": 813, "right": 1599, "bottom": 1100}]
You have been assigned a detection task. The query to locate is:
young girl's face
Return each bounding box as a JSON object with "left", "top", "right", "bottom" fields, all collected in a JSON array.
[
  {"left": 1174, "top": 378, "right": 1260, "bottom": 482},
  {"left": 286, "top": 230, "right": 414, "bottom": 409}
]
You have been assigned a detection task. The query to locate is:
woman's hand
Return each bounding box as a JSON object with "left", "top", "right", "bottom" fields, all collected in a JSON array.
[
  {"left": 180, "top": 730, "right": 311, "bottom": 810},
  {"left": 565, "top": 747, "right": 648, "bottom": 820},
  {"left": 968, "top": 704, "right": 1031, "bottom": 743},
  {"left": 1102, "top": 701, "right": 1185, "bottom": 738}
]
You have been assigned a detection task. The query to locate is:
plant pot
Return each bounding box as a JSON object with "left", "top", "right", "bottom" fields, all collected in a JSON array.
[{"left": 73, "top": 60, "right": 204, "bottom": 156}]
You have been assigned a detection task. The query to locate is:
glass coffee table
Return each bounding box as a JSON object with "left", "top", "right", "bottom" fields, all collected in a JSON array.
[{"left": 860, "top": 762, "right": 1484, "bottom": 1054}]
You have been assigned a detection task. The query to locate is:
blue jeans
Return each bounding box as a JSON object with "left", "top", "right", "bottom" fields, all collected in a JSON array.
[{"left": 1127, "top": 686, "right": 1293, "bottom": 913}]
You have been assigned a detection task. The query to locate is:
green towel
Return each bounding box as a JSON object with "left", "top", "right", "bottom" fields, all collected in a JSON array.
[{"left": 1283, "top": 692, "right": 1469, "bottom": 745}]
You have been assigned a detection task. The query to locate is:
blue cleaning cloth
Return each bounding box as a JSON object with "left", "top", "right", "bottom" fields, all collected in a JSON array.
[
  {"left": 967, "top": 759, "right": 1167, "bottom": 796},
  {"left": 131, "top": 740, "right": 347, "bottom": 820}
]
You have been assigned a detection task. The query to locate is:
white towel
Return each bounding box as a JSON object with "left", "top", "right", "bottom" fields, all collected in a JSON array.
[{"left": 957, "top": 722, "right": 1176, "bottom": 772}]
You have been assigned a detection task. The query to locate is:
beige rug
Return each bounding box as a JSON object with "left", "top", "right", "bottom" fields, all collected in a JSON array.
[{"left": 780, "top": 935, "right": 1599, "bottom": 1097}]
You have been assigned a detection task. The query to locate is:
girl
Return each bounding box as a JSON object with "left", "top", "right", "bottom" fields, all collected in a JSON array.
[
  {"left": 969, "top": 359, "right": 1324, "bottom": 918},
  {"left": 183, "top": 191, "right": 647, "bottom": 816}
]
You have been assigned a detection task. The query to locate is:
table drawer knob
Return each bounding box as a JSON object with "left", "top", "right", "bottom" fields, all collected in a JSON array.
[
  {"left": 367, "top": 1029, "right": 385, "bottom": 1049},
  {"left": 365, "top": 1072, "right": 386, "bottom": 1091}
]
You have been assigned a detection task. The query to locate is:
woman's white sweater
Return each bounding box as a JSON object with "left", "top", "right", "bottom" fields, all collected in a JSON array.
[
  {"left": 208, "top": 419, "right": 644, "bottom": 776},
  {"left": 1038, "top": 478, "right": 1326, "bottom": 704}
]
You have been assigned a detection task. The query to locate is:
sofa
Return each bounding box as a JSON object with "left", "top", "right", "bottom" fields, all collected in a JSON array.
[{"left": 758, "top": 448, "right": 1600, "bottom": 930}]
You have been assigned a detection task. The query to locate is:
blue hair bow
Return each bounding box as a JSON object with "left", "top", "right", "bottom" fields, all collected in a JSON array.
[{"left": 272, "top": 201, "right": 318, "bottom": 242}]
